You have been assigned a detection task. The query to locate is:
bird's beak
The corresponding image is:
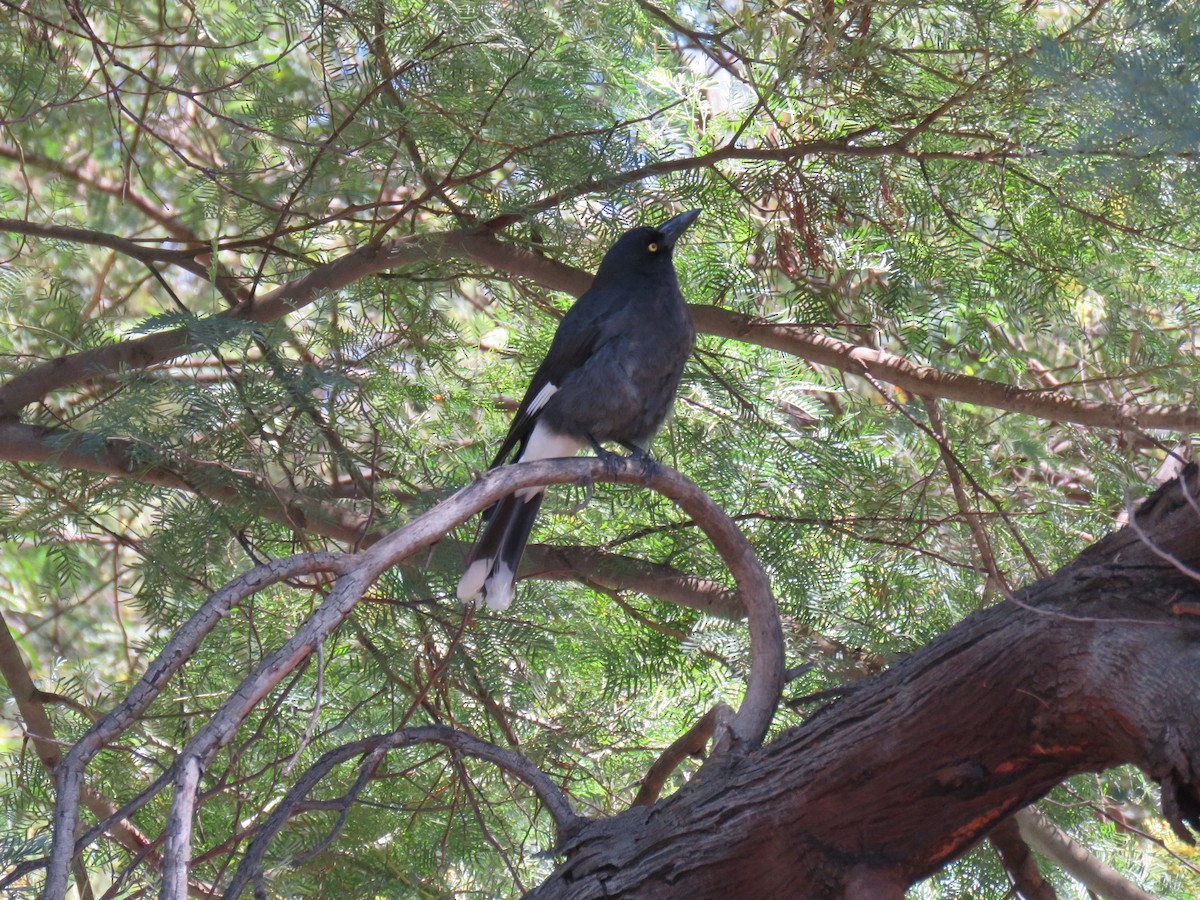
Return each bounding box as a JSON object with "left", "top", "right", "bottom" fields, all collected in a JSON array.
[{"left": 657, "top": 209, "right": 702, "bottom": 248}]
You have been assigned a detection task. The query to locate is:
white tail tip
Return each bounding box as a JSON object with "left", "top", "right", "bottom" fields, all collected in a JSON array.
[
  {"left": 457, "top": 560, "right": 516, "bottom": 611},
  {"left": 481, "top": 564, "right": 515, "bottom": 611},
  {"left": 457, "top": 558, "right": 491, "bottom": 605}
]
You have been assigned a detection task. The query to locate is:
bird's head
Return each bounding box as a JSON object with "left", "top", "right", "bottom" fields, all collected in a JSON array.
[{"left": 593, "top": 209, "right": 701, "bottom": 281}]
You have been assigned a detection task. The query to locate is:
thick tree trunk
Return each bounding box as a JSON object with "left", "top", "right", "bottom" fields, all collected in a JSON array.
[{"left": 531, "top": 467, "right": 1200, "bottom": 898}]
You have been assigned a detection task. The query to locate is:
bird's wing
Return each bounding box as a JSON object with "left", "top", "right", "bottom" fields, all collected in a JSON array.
[{"left": 489, "top": 288, "right": 622, "bottom": 467}]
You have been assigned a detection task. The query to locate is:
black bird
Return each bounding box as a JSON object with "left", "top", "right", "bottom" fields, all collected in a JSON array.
[{"left": 458, "top": 209, "right": 701, "bottom": 610}]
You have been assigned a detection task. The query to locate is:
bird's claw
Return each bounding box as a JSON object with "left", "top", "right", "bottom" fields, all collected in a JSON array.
[
  {"left": 587, "top": 436, "right": 658, "bottom": 484},
  {"left": 619, "top": 441, "right": 658, "bottom": 485},
  {"left": 587, "top": 434, "right": 624, "bottom": 476},
  {"left": 617, "top": 440, "right": 651, "bottom": 461},
  {"left": 635, "top": 454, "right": 659, "bottom": 486}
]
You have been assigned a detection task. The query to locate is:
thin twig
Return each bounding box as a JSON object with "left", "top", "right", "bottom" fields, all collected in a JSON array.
[
  {"left": 283, "top": 643, "right": 325, "bottom": 776},
  {"left": 922, "top": 396, "right": 1012, "bottom": 595},
  {"left": 223, "top": 724, "right": 585, "bottom": 899},
  {"left": 1124, "top": 492, "right": 1200, "bottom": 585}
]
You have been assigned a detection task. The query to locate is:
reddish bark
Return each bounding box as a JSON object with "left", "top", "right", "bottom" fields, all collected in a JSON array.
[{"left": 530, "top": 467, "right": 1200, "bottom": 898}]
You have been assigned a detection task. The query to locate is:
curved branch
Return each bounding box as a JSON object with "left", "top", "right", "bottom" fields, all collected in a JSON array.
[
  {"left": 146, "top": 457, "right": 780, "bottom": 899},
  {"left": 42, "top": 552, "right": 350, "bottom": 900},
  {"left": 0, "top": 422, "right": 746, "bottom": 619},
  {"left": 223, "top": 724, "right": 584, "bottom": 899},
  {"left": 530, "top": 466, "right": 1200, "bottom": 899}
]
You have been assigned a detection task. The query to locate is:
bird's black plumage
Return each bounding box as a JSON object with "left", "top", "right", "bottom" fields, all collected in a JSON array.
[{"left": 458, "top": 209, "right": 700, "bottom": 610}]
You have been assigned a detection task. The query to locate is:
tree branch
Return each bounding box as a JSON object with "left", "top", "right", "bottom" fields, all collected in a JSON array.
[
  {"left": 527, "top": 545, "right": 742, "bottom": 619},
  {"left": 1015, "top": 807, "right": 1156, "bottom": 900},
  {"left": 531, "top": 466, "right": 1200, "bottom": 898},
  {"left": 223, "top": 723, "right": 584, "bottom": 899},
  {"left": 0, "top": 217, "right": 212, "bottom": 279},
  {"left": 0, "top": 610, "right": 158, "bottom": 888},
  {"left": 988, "top": 815, "right": 1057, "bottom": 900},
  {"left": 0, "top": 231, "right": 454, "bottom": 419},
  {"left": 631, "top": 703, "right": 733, "bottom": 807},
  {"left": 0, "top": 422, "right": 372, "bottom": 542},
  {"left": 41, "top": 552, "right": 350, "bottom": 900},
  {"left": 78, "top": 457, "right": 778, "bottom": 900},
  {"left": 5, "top": 223, "right": 1192, "bottom": 435},
  {"left": 0, "top": 421, "right": 750, "bottom": 622},
  {"left": 453, "top": 233, "right": 1200, "bottom": 432},
  {"left": 0, "top": 141, "right": 198, "bottom": 242},
  {"left": 688, "top": 305, "right": 1200, "bottom": 432},
  {"left": 922, "top": 396, "right": 1011, "bottom": 593}
]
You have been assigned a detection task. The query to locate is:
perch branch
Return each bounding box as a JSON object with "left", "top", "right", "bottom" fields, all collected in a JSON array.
[
  {"left": 143, "top": 457, "right": 779, "bottom": 899},
  {"left": 0, "top": 421, "right": 751, "bottom": 621}
]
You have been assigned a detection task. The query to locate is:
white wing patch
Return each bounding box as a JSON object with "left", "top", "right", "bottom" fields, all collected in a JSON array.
[{"left": 527, "top": 382, "right": 559, "bottom": 415}]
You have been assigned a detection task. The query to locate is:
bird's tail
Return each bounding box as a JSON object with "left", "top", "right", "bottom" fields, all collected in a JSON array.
[{"left": 457, "top": 491, "right": 544, "bottom": 611}]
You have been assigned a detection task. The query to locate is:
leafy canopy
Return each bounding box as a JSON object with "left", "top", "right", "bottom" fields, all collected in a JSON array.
[{"left": 2, "top": 0, "right": 1200, "bottom": 896}]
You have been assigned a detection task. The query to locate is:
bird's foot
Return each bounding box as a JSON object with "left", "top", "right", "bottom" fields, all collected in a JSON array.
[
  {"left": 586, "top": 434, "right": 625, "bottom": 476},
  {"left": 617, "top": 441, "right": 659, "bottom": 484},
  {"left": 586, "top": 433, "right": 615, "bottom": 459},
  {"left": 617, "top": 440, "right": 654, "bottom": 462},
  {"left": 589, "top": 436, "right": 653, "bottom": 463},
  {"left": 587, "top": 436, "right": 659, "bottom": 484}
]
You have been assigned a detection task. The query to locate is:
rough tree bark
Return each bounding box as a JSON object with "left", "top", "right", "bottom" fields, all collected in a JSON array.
[{"left": 530, "top": 466, "right": 1200, "bottom": 899}]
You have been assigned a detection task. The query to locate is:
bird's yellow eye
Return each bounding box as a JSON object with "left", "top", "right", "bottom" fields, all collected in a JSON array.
[{"left": 648, "top": 242, "right": 658, "bottom": 253}]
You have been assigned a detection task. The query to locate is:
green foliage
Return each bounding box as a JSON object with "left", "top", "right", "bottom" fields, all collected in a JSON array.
[{"left": 0, "top": 0, "right": 1199, "bottom": 896}]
